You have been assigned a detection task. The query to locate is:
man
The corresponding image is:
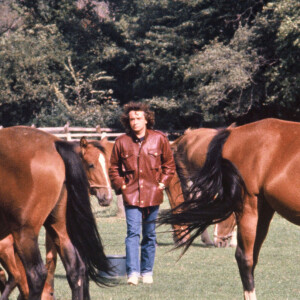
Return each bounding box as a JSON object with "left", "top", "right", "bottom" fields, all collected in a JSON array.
[{"left": 109, "top": 102, "right": 175, "bottom": 285}]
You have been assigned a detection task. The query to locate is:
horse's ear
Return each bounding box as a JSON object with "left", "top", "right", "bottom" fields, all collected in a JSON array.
[
  {"left": 170, "top": 141, "right": 177, "bottom": 153},
  {"left": 184, "top": 128, "right": 192, "bottom": 134},
  {"left": 227, "top": 122, "right": 237, "bottom": 129},
  {"left": 100, "top": 137, "right": 108, "bottom": 148},
  {"left": 80, "top": 137, "right": 88, "bottom": 148}
]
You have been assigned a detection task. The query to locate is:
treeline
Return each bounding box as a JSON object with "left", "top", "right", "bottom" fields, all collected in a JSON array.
[{"left": 0, "top": 0, "right": 299, "bottom": 129}]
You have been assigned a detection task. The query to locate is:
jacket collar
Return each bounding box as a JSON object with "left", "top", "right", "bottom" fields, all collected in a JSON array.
[{"left": 129, "top": 129, "right": 149, "bottom": 143}]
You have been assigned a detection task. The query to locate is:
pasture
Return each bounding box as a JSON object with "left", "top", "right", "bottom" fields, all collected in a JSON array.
[{"left": 8, "top": 194, "right": 300, "bottom": 300}]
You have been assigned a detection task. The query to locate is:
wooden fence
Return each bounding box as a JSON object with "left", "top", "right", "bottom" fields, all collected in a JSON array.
[
  {"left": 0, "top": 122, "right": 182, "bottom": 141},
  {"left": 30, "top": 122, "right": 123, "bottom": 141},
  {"left": 35, "top": 122, "right": 124, "bottom": 141}
]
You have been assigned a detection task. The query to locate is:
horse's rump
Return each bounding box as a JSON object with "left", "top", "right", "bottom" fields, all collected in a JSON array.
[
  {"left": 0, "top": 126, "right": 65, "bottom": 223},
  {"left": 174, "top": 128, "right": 218, "bottom": 192}
]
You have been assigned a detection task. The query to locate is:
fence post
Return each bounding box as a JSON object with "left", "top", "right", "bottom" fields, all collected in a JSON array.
[
  {"left": 116, "top": 195, "right": 125, "bottom": 218},
  {"left": 96, "top": 125, "right": 101, "bottom": 133},
  {"left": 64, "top": 122, "right": 71, "bottom": 141}
]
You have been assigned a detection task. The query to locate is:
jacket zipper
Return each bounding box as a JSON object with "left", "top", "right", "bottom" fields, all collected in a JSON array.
[
  {"left": 137, "top": 141, "right": 142, "bottom": 202},
  {"left": 137, "top": 140, "right": 142, "bottom": 179}
]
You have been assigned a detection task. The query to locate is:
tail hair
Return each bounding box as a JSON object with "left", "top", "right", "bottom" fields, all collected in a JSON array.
[
  {"left": 55, "top": 140, "right": 112, "bottom": 285},
  {"left": 158, "top": 129, "right": 246, "bottom": 254}
]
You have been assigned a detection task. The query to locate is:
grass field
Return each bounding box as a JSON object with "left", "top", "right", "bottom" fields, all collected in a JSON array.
[{"left": 9, "top": 194, "right": 300, "bottom": 300}]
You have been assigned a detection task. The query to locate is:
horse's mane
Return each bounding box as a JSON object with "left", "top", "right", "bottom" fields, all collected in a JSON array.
[{"left": 89, "top": 140, "right": 107, "bottom": 155}]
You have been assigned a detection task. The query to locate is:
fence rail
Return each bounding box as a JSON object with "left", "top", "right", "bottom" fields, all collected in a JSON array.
[
  {"left": 0, "top": 122, "right": 183, "bottom": 141},
  {"left": 34, "top": 122, "right": 123, "bottom": 141}
]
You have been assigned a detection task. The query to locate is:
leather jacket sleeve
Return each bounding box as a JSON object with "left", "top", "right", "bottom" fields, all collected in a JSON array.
[
  {"left": 108, "top": 140, "right": 124, "bottom": 195},
  {"left": 159, "top": 136, "right": 175, "bottom": 187}
]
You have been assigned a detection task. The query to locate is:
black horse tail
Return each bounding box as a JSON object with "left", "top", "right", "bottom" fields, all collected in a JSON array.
[
  {"left": 158, "top": 129, "right": 246, "bottom": 254},
  {"left": 55, "top": 140, "right": 111, "bottom": 285}
]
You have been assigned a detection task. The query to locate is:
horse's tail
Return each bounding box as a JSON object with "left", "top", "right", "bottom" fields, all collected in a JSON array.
[
  {"left": 158, "top": 129, "right": 246, "bottom": 254},
  {"left": 55, "top": 140, "right": 111, "bottom": 285}
]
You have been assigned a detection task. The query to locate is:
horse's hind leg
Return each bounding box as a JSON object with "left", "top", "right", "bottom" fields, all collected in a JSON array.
[
  {"left": 0, "top": 234, "right": 29, "bottom": 300},
  {"left": 44, "top": 190, "right": 88, "bottom": 300},
  {"left": 0, "top": 235, "right": 18, "bottom": 300},
  {"left": 235, "top": 196, "right": 274, "bottom": 300},
  {"left": 230, "top": 226, "right": 237, "bottom": 247},
  {"left": 0, "top": 268, "right": 5, "bottom": 294},
  {"left": 42, "top": 232, "right": 57, "bottom": 300},
  {"left": 45, "top": 223, "right": 87, "bottom": 300},
  {"left": 13, "top": 228, "right": 48, "bottom": 300}
]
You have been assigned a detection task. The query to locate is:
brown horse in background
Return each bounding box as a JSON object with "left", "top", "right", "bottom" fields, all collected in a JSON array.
[
  {"left": 167, "top": 128, "right": 237, "bottom": 248},
  {"left": 158, "top": 118, "right": 300, "bottom": 300},
  {"left": 0, "top": 126, "right": 111, "bottom": 300}
]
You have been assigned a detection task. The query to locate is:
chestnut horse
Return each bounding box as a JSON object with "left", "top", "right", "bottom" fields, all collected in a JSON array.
[
  {"left": 158, "top": 118, "right": 300, "bottom": 300},
  {"left": 0, "top": 126, "right": 111, "bottom": 300},
  {"left": 167, "top": 129, "right": 237, "bottom": 248}
]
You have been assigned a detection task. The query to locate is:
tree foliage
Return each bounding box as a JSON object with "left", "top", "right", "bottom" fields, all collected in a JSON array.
[
  {"left": 0, "top": 24, "right": 70, "bottom": 124},
  {"left": 0, "top": 0, "right": 298, "bottom": 128}
]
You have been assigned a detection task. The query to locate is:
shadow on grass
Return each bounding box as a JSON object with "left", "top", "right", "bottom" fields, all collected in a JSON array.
[
  {"left": 156, "top": 241, "right": 215, "bottom": 248},
  {"left": 54, "top": 274, "right": 125, "bottom": 286}
]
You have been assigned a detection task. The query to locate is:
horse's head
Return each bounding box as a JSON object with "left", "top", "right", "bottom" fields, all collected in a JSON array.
[
  {"left": 79, "top": 137, "right": 113, "bottom": 206},
  {"left": 213, "top": 213, "right": 237, "bottom": 248}
]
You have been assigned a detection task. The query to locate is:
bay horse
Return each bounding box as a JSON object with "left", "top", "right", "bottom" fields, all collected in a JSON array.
[
  {"left": 167, "top": 129, "right": 237, "bottom": 248},
  {"left": 0, "top": 135, "right": 114, "bottom": 300},
  {"left": 158, "top": 118, "right": 300, "bottom": 300},
  {"left": 42, "top": 137, "right": 114, "bottom": 300},
  {"left": 0, "top": 126, "right": 111, "bottom": 300}
]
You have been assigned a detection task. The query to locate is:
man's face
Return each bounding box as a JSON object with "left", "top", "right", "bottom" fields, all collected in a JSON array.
[{"left": 129, "top": 110, "right": 147, "bottom": 135}]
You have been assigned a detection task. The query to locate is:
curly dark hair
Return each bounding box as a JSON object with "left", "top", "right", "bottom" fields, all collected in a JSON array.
[{"left": 120, "top": 101, "right": 155, "bottom": 133}]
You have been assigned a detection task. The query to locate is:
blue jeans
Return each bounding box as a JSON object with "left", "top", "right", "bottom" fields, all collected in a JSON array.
[{"left": 125, "top": 205, "right": 159, "bottom": 277}]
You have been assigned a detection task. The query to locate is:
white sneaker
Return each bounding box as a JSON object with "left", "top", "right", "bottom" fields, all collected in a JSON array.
[
  {"left": 127, "top": 276, "right": 139, "bottom": 286},
  {"left": 142, "top": 275, "right": 153, "bottom": 284}
]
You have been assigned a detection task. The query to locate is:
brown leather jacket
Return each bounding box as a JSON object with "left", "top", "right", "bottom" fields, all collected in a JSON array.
[{"left": 109, "top": 129, "right": 175, "bottom": 207}]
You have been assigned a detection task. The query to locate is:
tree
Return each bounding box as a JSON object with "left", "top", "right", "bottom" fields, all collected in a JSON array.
[
  {"left": 262, "top": 0, "right": 300, "bottom": 119},
  {"left": 0, "top": 1, "right": 120, "bottom": 127},
  {"left": 1, "top": 0, "right": 298, "bottom": 128},
  {"left": 0, "top": 24, "right": 70, "bottom": 125}
]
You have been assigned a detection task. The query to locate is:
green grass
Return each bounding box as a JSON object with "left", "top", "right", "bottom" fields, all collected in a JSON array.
[{"left": 9, "top": 194, "right": 300, "bottom": 300}]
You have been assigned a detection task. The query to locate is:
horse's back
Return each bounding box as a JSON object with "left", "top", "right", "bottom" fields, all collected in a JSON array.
[
  {"left": 0, "top": 126, "right": 60, "bottom": 162},
  {"left": 225, "top": 118, "right": 300, "bottom": 183},
  {"left": 0, "top": 126, "right": 65, "bottom": 221}
]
